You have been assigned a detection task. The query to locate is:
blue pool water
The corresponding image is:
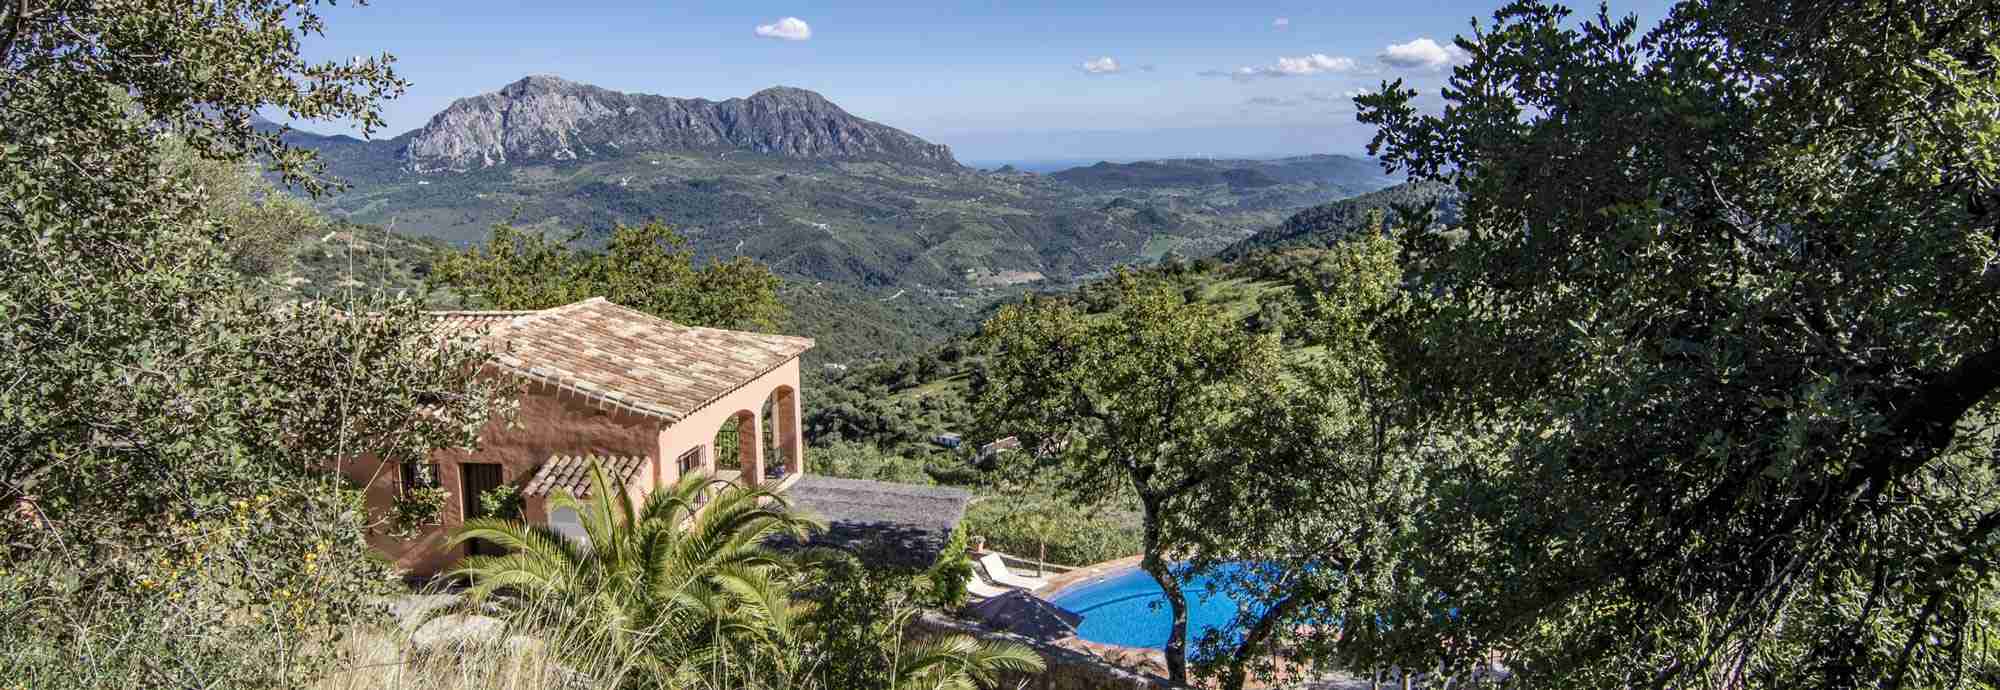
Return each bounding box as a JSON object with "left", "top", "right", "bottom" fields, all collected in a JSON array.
[{"left": 1048, "top": 563, "right": 1265, "bottom": 649}]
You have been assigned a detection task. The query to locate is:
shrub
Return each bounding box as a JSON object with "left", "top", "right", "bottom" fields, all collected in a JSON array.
[
  {"left": 963, "top": 495, "right": 1143, "bottom": 566},
  {"left": 923, "top": 524, "right": 974, "bottom": 609},
  {"left": 476, "top": 483, "right": 523, "bottom": 521}
]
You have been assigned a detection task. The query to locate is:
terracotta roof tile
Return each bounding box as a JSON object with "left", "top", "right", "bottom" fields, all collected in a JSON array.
[
  {"left": 428, "top": 310, "right": 539, "bottom": 340},
  {"left": 523, "top": 455, "right": 649, "bottom": 498},
  {"left": 426, "top": 298, "right": 814, "bottom": 423}
]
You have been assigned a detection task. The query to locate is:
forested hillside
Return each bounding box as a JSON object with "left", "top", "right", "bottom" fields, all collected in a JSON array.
[{"left": 1217, "top": 179, "right": 1459, "bottom": 259}]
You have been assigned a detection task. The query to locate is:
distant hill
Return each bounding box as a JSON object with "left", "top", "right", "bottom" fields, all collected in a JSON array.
[
  {"left": 275, "top": 75, "right": 1390, "bottom": 291},
  {"left": 1049, "top": 155, "right": 1395, "bottom": 194},
  {"left": 1217, "top": 181, "right": 1460, "bottom": 259}
]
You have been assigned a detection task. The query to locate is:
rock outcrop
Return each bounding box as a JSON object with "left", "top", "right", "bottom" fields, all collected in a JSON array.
[{"left": 399, "top": 75, "right": 957, "bottom": 172}]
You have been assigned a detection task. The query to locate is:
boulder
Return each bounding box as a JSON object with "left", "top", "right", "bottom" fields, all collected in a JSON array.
[{"left": 410, "top": 613, "right": 506, "bottom": 649}]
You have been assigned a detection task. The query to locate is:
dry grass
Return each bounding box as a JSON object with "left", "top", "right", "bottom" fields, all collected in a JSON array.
[{"left": 312, "top": 624, "right": 587, "bottom": 690}]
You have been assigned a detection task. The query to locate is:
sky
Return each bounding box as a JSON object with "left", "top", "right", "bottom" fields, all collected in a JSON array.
[{"left": 293, "top": 0, "right": 1677, "bottom": 163}]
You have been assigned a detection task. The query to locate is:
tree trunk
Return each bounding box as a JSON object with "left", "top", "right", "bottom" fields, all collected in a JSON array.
[
  {"left": 1138, "top": 495, "right": 1191, "bottom": 684},
  {"left": 1218, "top": 590, "right": 1309, "bottom": 690}
]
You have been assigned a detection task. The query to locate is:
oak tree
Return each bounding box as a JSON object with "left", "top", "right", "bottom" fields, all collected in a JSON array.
[{"left": 1359, "top": 0, "right": 2000, "bottom": 686}]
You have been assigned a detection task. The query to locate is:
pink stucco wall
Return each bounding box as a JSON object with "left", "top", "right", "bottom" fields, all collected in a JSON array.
[
  {"left": 347, "top": 357, "right": 807, "bottom": 577},
  {"left": 655, "top": 357, "right": 807, "bottom": 486}
]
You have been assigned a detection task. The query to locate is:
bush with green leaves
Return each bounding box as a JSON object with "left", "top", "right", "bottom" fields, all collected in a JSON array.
[
  {"left": 390, "top": 484, "right": 452, "bottom": 539},
  {"left": 430, "top": 221, "right": 786, "bottom": 330},
  {"left": 961, "top": 494, "right": 1143, "bottom": 568},
  {"left": 476, "top": 482, "right": 524, "bottom": 522},
  {"left": 0, "top": 0, "right": 519, "bottom": 686},
  {"left": 923, "top": 525, "right": 975, "bottom": 610},
  {"left": 809, "top": 440, "right": 937, "bottom": 486}
]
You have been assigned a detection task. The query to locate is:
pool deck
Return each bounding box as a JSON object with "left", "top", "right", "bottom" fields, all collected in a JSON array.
[{"left": 1038, "top": 554, "right": 1144, "bottom": 596}]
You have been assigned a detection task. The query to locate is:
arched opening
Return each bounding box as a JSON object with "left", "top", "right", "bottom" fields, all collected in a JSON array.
[
  {"left": 549, "top": 506, "right": 589, "bottom": 547},
  {"left": 710, "top": 409, "right": 763, "bottom": 487},
  {"left": 764, "top": 385, "right": 803, "bottom": 479}
]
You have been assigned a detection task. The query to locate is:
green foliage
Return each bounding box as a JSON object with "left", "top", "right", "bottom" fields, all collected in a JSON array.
[
  {"left": 296, "top": 142, "right": 1368, "bottom": 291},
  {"left": 811, "top": 440, "right": 938, "bottom": 486},
  {"left": 1049, "top": 155, "right": 1393, "bottom": 195},
  {"left": 448, "top": 459, "right": 1044, "bottom": 690},
  {"left": 797, "top": 557, "right": 926, "bottom": 690},
  {"left": 448, "top": 461, "right": 828, "bottom": 688},
  {"left": 890, "top": 631, "right": 1048, "bottom": 690},
  {"left": 973, "top": 269, "right": 1283, "bottom": 683},
  {"left": 282, "top": 223, "right": 463, "bottom": 303},
  {"left": 1187, "top": 234, "right": 1428, "bottom": 690},
  {"left": 390, "top": 485, "right": 451, "bottom": 539},
  {"left": 961, "top": 494, "right": 1143, "bottom": 567},
  {"left": 803, "top": 347, "right": 983, "bottom": 487},
  {"left": 0, "top": 0, "right": 513, "bottom": 685},
  {"left": 430, "top": 220, "right": 786, "bottom": 330},
  {"left": 923, "top": 525, "right": 975, "bottom": 610},
  {"left": 158, "top": 140, "right": 330, "bottom": 276},
  {"left": 780, "top": 280, "right": 981, "bottom": 365},
  {"left": 1355, "top": 1, "right": 2000, "bottom": 687},
  {"left": 1216, "top": 180, "right": 1460, "bottom": 260},
  {"left": 476, "top": 482, "right": 523, "bottom": 522}
]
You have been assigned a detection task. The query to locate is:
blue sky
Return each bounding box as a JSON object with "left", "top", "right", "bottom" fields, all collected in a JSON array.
[{"left": 296, "top": 0, "right": 1675, "bottom": 162}]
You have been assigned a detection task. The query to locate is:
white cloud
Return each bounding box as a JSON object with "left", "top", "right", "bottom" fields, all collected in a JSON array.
[
  {"left": 754, "top": 17, "right": 812, "bottom": 41},
  {"left": 1081, "top": 56, "right": 1122, "bottom": 74},
  {"left": 1379, "top": 37, "right": 1467, "bottom": 70},
  {"left": 1203, "top": 53, "right": 1357, "bottom": 80},
  {"left": 1277, "top": 54, "right": 1355, "bottom": 75},
  {"left": 1272, "top": 17, "right": 1290, "bottom": 29}
]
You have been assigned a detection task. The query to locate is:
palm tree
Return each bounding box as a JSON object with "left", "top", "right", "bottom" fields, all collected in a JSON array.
[
  {"left": 888, "top": 617, "right": 1047, "bottom": 690},
  {"left": 447, "top": 460, "right": 825, "bottom": 688},
  {"left": 447, "top": 458, "right": 1047, "bottom": 690}
]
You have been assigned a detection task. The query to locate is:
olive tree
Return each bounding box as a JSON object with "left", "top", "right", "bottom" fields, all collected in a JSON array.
[
  {"left": 1182, "top": 234, "right": 1449, "bottom": 690},
  {"left": 430, "top": 221, "right": 787, "bottom": 330},
  {"left": 1357, "top": 0, "right": 2000, "bottom": 686},
  {"left": 973, "top": 270, "right": 1284, "bottom": 683}
]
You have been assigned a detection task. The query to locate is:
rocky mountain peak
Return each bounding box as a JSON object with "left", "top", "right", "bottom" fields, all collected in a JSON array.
[
  {"left": 396, "top": 76, "right": 957, "bottom": 173},
  {"left": 746, "top": 85, "right": 834, "bottom": 105},
  {"left": 501, "top": 74, "right": 586, "bottom": 95}
]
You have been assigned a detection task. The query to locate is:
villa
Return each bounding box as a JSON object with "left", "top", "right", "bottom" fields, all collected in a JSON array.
[{"left": 342, "top": 297, "right": 969, "bottom": 576}]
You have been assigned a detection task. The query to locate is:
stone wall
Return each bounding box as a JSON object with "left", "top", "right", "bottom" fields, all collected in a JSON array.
[{"left": 909, "top": 613, "right": 1182, "bottom": 690}]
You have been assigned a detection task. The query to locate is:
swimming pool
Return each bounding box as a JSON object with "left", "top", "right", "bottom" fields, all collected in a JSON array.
[{"left": 1047, "top": 562, "right": 1266, "bottom": 649}]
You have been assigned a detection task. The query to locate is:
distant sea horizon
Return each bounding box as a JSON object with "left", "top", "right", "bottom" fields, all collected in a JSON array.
[{"left": 962, "top": 152, "right": 1355, "bottom": 175}]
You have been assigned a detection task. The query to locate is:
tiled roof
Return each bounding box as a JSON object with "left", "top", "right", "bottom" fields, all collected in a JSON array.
[
  {"left": 429, "top": 310, "right": 539, "bottom": 340},
  {"left": 426, "top": 298, "right": 814, "bottom": 423},
  {"left": 523, "top": 455, "right": 649, "bottom": 498},
  {"left": 783, "top": 475, "right": 974, "bottom": 569}
]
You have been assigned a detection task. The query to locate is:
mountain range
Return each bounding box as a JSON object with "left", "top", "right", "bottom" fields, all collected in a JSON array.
[{"left": 276, "top": 76, "right": 1400, "bottom": 290}]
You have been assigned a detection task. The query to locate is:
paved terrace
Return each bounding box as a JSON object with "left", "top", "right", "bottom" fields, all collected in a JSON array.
[{"left": 783, "top": 475, "right": 973, "bottom": 569}]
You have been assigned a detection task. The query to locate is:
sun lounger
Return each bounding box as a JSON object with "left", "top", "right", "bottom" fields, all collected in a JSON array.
[{"left": 976, "top": 553, "right": 1048, "bottom": 591}]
